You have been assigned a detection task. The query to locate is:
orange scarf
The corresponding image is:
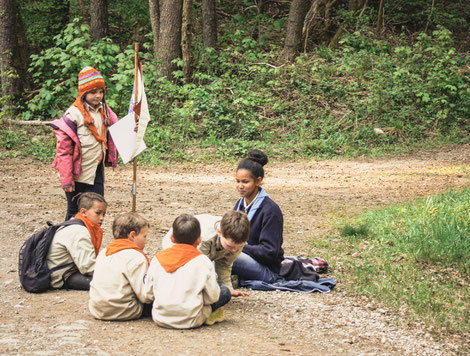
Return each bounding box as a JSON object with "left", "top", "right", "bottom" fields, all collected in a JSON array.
[
  {"left": 73, "top": 96, "right": 111, "bottom": 149},
  {"left": 156, "top": 244, "right": 202, "bottom": 273},
  {"left": 105, "top": 239, "right": 150, "bottom": 265},
  {"left": 74, "top": 212, "right": 103, "bottom": 256}
]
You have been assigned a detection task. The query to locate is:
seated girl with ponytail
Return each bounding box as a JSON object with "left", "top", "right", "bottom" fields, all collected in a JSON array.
[{"left": 232, "top": 150, "right": 284, "bottom": 283}]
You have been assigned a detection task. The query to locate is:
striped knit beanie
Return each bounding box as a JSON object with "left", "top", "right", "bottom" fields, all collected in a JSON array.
[{"left": 78, "top": 66, "right": 105, "bottom": 97}]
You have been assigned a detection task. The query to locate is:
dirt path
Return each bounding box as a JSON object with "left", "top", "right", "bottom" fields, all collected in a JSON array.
[{"left": 1, "top": 145, "right": 469, "bottom": 355}]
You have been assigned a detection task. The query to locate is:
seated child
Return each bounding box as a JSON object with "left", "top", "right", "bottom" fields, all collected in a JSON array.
[
  {"left": 199, "top": 211, "right": 250, "bottom": 297},
  {"left": 46, "top": 192, "right": 107, "bottom": 290},
  {"left": 89, "top": 212, "right": 153, "bottom": 320},
  {"left": 147, "top": 214, "right": 231, "bottom": 329}
]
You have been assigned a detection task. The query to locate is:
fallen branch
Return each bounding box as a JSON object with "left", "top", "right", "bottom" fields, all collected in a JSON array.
[
  {"left": 4, "top": 118, "right": 48, "bottom": 126},
  {"left": 250, "top": 62, "right": 286, "bottom": 69}
]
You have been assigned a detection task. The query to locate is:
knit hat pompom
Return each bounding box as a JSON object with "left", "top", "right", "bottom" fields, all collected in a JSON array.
[{"left": 78, "top": 66, "right": 105, "bottom": 96}]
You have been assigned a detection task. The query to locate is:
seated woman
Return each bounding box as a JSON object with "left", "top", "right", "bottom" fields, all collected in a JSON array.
[{"left": 232, "top": 150, "right": 284, "bottom": 283}]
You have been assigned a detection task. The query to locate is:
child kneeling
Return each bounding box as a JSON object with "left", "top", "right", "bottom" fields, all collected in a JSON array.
[
  {"left": 147, "top": 214, "right": 231, "bottom": 329},
  {"left": 89, "top": 212, "right": 153, "bottom": 320},
  {"left": 46, "top": 192, "right": 107, "bottom": 290}
]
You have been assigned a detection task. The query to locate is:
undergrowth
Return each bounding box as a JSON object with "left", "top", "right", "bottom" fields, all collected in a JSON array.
[{"left": 1, "top": 14, "right": 468, "bottom": 163}]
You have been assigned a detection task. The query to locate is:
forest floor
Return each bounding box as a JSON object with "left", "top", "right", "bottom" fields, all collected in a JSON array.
[{"left": 0, "top": 144, "right": 469, "bottom": 355}]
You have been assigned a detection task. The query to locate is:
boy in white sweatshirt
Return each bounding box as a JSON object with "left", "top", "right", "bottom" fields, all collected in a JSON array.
[
  {"left": 89, "top": 212, "right": 153, "bottom": 320},
  {"left": 146, "top": 214, "right": 231, "bottom": 329}
]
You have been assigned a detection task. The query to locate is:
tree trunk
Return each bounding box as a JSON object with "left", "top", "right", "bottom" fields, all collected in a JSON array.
[
  {"left": 376, "top": 0, "right": 384, "bottom": 32},
  {"left": 202, "top": 0, "right": 217, "bottom": 48},
  {"left": 90, "top": 0, "right": 108, "bottom": 41},
  {"left": 148, "top": 0, "right": 160, "bottom": 57},
  {"left": 157, "top": 0, "right": 183, "bottom": 80},
  {"left": 254, "top": 0, "right": 264, "bottom": 43},
  {"left": 302, "top": 0, "right": 337, "bottom": 50},
  {"left": 77, "top": 0, "right": 88, "bottom": 21},
  {"left": 0, "top": 0, "right": 23, "bottom": 108},
  {"left": 181, "top": 0, "right": 193, "bottom": 83},
  {"left": 282, "top": 0, "right": 311, "bottom": 62}
]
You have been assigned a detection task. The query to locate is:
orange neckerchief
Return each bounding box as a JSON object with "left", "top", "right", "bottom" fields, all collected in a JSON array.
[
  {"left": 73, "top": 96, "right": 111, "bottom": 149},
  {"left": 156, "top": 244, "right": 202, "bottom": 273},
  {"left": 74, "top": 212, "right": 103, "bottom": 256},
  {"left": 105, "top": 239, "right": 150, "bottom": 265}
]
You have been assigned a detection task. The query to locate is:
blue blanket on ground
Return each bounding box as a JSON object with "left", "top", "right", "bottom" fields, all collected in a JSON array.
[{"left": 239, "top": 277, "right": 335, "bottom": 293}]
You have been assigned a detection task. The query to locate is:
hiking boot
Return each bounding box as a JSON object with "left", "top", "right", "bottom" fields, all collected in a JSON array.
[{"left": 205, "top": 307, "right": 225, "bottom": 326}]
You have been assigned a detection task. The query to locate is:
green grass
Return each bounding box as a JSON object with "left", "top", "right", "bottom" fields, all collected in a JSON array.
[{"left": 321, "top": 189, "right": 470, "bottom": 335}]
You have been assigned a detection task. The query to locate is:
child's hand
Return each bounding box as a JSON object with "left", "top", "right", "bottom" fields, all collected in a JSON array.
[
  {"left": 230, "top": 289, "right": 249, "bottom": 297},
  {"left": 63, "top": 184, "right": 75, "bottom": 192}
]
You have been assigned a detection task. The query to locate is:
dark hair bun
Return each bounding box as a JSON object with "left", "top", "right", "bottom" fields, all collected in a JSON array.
[{"left": 248, "top": 149, "right": 268, "bottom": 166}]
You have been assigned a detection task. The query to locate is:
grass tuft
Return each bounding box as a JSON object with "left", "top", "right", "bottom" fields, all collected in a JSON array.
[{"left": 320, "top": 188, "right": 470, "bottom": 335}]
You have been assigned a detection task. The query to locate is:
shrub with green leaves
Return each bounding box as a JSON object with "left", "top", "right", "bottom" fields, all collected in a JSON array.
[
  {"left": 25, "top": 18, "right": 120, "bottom": 120},
  {"left": 17, "top": 10, "right": 470, "bottom": 163}
]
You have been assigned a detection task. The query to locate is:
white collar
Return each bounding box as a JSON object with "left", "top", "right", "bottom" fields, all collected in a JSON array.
[{"left": 243, "top": 190, "right": 260, "bottom": 213}]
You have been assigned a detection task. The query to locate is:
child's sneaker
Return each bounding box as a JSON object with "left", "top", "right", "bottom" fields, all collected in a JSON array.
[{"left": 205, "top": 307, "right": 225, "bottom": 326}]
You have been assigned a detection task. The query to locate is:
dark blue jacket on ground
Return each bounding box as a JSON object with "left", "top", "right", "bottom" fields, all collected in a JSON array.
[{"left": 235, "top": 196, "right": 284, "bottom": 273}]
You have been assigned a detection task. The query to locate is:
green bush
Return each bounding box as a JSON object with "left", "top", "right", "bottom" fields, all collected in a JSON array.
[
  {"left": 15, "top": 12, "right": 470, "bottom": 163},
  {"left": 26, "top": 18, "right": 120, "bottom": 120}
]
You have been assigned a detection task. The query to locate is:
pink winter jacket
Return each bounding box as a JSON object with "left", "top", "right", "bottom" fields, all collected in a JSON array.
[{"left": 48, "top": 107, "right": 119, "bottom": 189}]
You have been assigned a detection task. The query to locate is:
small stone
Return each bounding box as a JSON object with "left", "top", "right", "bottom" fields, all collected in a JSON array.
[{"left": 374, "top": 127, "right": 385, "bottom": 135}]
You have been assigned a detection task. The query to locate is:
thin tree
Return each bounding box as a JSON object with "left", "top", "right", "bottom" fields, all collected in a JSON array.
[
  {"left": 148, "top": 0, "right": 160, "bottom": 57},
  {"left": 157, "top": 0, "right": 183, "bottom": 80},
  {"left": 77, "top": 0, "right": 88, "bottom": 21},
  {"left": 0, "top": 0, "right": 23, "bottom": 111},
  {"left": 181, "top": 0, "right": 193, "bottom": 82},
  {"left": 90, "top": 0, "right": 108, "bottom": 41},
  {"left": 202, "top": 0, "right": 217, "bottom": 48},
  {"left": 376, "top": 0, "right": 384, "bottom": 32},
  {"left": 282, "top": 0, "right": 311, "bottom": 62}
]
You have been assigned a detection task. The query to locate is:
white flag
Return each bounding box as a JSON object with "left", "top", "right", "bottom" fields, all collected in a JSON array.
[
  {"left": 109, "top": 57, "right": 151, "bottom": 164},
  {"left": 128, "top": 58, "right": 151, "bottom": 158}
]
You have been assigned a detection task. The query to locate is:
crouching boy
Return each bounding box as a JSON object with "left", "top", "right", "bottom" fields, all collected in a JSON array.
[
  {"left": 89, "top": 212, "right": 153, "bottom": 320},
  {"left": 147, "top": 214, "right": 231, "bottom": 329},
  {"left": 46, "top": 192, "right": 107, "bottom": 291},
  {"left": 199, "top": 210, "right": 250, "bottom": 297}
]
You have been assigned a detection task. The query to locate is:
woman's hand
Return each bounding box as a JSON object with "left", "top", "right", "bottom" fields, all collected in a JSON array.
[{"left": 230, "top": 289, "right": 249, "bottom": 297}]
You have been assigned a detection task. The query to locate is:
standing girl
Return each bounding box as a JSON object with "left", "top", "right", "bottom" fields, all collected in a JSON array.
[
  {"left": 49, "top": 66, "right": 118, "bottom": 220},
  {"left": 232, "top": 150, "right": 284, "bottom": 283}
]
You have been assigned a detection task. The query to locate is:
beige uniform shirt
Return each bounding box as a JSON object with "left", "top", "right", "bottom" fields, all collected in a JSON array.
[
  {"left": 146, "top": 254, "right": 220, "bottom": 329},
  {"left": 46, "top": 224, "right": 96, "bottom": 288},
  {"left": 89, "top": 248, "right": 153, "bottom": 321},
  {"left": 64, "top": 104, "right": 106, "bottom": 184}
]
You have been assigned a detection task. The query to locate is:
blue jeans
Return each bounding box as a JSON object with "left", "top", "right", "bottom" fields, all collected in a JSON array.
[
  {"left": 232, "top": 252, "right": 276, "bottom": 283},
  {"left": 211, "top": 285, "right": 231, "bottom": 311}
]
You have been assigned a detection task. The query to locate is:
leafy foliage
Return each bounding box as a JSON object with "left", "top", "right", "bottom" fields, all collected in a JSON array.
[
  {"left": 3, "top": 1, "right": 469, "bottom": 162},
  {"left": 25, "top": 19, "right": 120, "bottom": 120}
]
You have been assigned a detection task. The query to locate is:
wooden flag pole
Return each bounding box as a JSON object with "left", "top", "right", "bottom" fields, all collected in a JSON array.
[{"left": 131, "top": 42, "right": 139, "bottom": 212}]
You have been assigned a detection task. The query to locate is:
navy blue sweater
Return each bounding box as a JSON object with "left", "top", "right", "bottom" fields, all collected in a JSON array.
[{"left": 234, "top": 196, "right": 284, "bottom": 273}]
